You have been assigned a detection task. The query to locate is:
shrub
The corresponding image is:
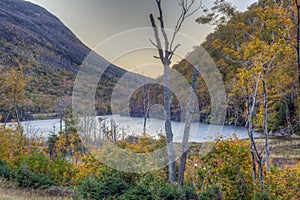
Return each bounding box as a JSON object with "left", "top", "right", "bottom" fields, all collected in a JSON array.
[
  {"left": 264, "top": 163, "right": 300, "bottom": 199},
  {"left": 50, "top": 156, "right": 74, "bottom": 185},
  {"left": 0, "top": 159, "right": 15, "bottom": 180},
  {"left": 199, "top": 186, "right": 223, "bottom": 200},
  {"left": 21, "top": 153, "right": 74, "bottom": 186},
  {"left": 76, "top": 176, "right": 102, "bottom": 199},
  {"left": 254, "top": 191, "right": 275, "bottom": 200},
  {"left": 21, "top": 152, "right": 52, "bottom": 175},
  {"left": 187, "top": 138, "right": 253, "bottom": 199},
  {"left": 76, "top": 175, "right": 128, "bottom": 199},
  {"left": 16, "top": 166, "right": 53, "bottom": 189},
  {"left": 118, "top": 179, "right": 198, "bottom": 200},
  {"left": 118, "top": 183, "right": 153, "bottom": 200},
  {"left": 154, "top": 182, "right": 198, "bottom": 200}
]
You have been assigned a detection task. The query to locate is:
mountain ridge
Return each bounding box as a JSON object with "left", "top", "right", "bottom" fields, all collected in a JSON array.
[{"left": 0, "top": 0, "right": 145, "bottom": 120}]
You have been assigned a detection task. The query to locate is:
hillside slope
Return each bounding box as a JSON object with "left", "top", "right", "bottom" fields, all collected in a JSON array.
[{"left": 0, "top": 0, "right": 140, "bottom": 119}]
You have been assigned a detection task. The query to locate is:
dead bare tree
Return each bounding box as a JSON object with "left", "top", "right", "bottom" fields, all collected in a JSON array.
[
  {"left": 143, "top": 84, "right": 151, "bottom": 135},
  {"left": 178, "top": 65, "right": 198, "bottom": 187},
  {"left": 149, "top": 0, "right": 200, "bottom": 184}
]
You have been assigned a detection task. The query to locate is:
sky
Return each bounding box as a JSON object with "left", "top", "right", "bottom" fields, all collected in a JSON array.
[{"left": 25, "top": 0, "right": 258, "bottom": 77}]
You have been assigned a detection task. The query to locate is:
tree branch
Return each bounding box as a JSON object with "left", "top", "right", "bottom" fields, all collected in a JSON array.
[{"left": 150, "top": 13, "right": 165, "bottom": 63}]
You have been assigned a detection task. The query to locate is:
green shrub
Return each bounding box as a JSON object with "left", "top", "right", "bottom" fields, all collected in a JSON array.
[
  {"left": 254, "top": 191, "right": 276, "bottom": 200},
  {"left": 16, "top": 166, "right": 53, "bottom": 189},
  {"left": 21, "top": 153, "right": 73, "bottom": 185},
  {"left": 0, "top": 159, "right": 15, "bottom": 180},
  {"left": 50, "top": 156, "right": 73, "bottom": 185},
  {"left": 118, "top": 182, "right": 198, "bottom": 200},
  {"left": 199, "top": 186, "right": 223, "bottom": 200},
  {"left": 118, "top": 183, "right": 153, "bottom": 200},
  {"left": 154, "top": 183, "right": 198, "bottom": 200},
  {"left": 76, "top": 173, "right": 198, "bottom": 200},
  {"left": 76, "top": 176, "right": 102, "bottom": 199},
  {"left": 77, "top": 175, "right": 128, "bottom": 199},
  {"left": 21, "top": 152, "right": 52, "bottom": 175}
]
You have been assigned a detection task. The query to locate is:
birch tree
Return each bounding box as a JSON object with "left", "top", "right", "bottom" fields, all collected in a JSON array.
[{"left": 149, "top": 0, "right": 200, "bottom": 183}]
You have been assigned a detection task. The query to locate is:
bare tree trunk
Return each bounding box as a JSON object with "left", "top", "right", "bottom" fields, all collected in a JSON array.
[
  {"left": 143, "top": 84, "right": 150, "bottom": 135},
  {"left": 149, "top": 0, "right": 199, "bottom": 184},
  {"left": 178, "top": 66, "right": 198, "bottom": 187},
  {"left": 164, "top": 64, "right": 177, "bottom": 184},
  {"left": 258, "top": 154, "right": 264, "bottom": 186},
  {"left": 285, "top": 98, "right": 292, "bottom": 134},
  {"left": 143, "top": 107, "right": 147, "bottom": 136},
  {"left": 13, "top": 91, "right": 20, "bottom": 126},
  {"left": 250, "top": 151, "right": 257, "bottom": 184},
  {"left": 143, "top": 89, "right": 147, "bottom": 135},
  {"left": 262, "top": 79, "right": 270, "bottom": 173},
  {"left": 247, "top": 76, "right": 260, "bottom": 184},
  {"left": 149, "top": 10, "right": 177, "bottom": 184},
  {"left": 60, "top": 114, "right": 63, "bottom": 132}
]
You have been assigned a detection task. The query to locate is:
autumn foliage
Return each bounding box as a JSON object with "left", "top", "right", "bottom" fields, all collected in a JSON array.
[{"left": 0, "top": 124, "right": 299, "bottom": 199}]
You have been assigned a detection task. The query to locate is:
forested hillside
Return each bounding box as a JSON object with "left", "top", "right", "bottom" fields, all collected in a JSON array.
[
  {"left": 131, "top": 0, "right": 299, "bottom": 135},
  {"left": 196, "top": 0, "right": 299, "bottom": 135},
  {"left": 0, "top": 0, "right": 137, "bottom": 121}
]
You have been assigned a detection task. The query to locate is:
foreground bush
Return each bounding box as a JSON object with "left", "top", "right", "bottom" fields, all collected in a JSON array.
[
  {"left": 21, "top": 153, "right": 74, "bottom": 185},
  {"left": 263, "top": 164, "right": 300, "bottom": 199},
  {"left": 16, "top": 166, "right": 54, "bottom": 189},
  {"left": 76, "top": 175, "right": 198, "bottom": 200},
  {"left": 187, "top": 138, "right": 254, "bottom": 199},
  {"left": 0, "top": 126, "right": 43, "bottom": 168},
  {"left": 76, "top": 175, "right": 128, "bottom": 199},
  {"left": 0, "top": 159, "right": 15, "bottom": 181}
]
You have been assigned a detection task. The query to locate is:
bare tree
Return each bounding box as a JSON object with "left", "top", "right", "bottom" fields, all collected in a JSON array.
[
  {"left": 149, "top": 0, "right": 200, "bottom": 184},
  {"left": 246, "top": 75, "right": 265, "bottom": 186},
  {"left": 262, "top": 76, "right": 270, "bottom": 173},
  {"left": 143, "top": 84, "right": 151, "bottom": 135},
  {"left": 178, "top": 65, "right": 198, "bottom": 187}
]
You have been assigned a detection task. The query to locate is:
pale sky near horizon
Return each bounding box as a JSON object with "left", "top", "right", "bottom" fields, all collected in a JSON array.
[{"left": 25, "top": 0, "right": 258, "bottom": 77}]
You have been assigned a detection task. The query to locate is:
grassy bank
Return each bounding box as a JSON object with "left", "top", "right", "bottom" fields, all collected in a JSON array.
[{"left": 0, "top": 179, "right": 72, "bottom": 200}]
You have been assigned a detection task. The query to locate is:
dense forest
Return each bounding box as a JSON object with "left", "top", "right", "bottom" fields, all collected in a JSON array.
[{"left": 197, "top": 0, "right": 299, "bottom": 136}]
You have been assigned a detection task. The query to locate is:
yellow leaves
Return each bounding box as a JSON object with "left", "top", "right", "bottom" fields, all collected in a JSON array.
[
  {"left": 0, "top": 125, "right": 43, "bottom": 168},
  {"left": 212, "top": 39, "right": 222, "bottom": 49},
  {"left": 0, "top": 64, "right": 28, "bottom": 115},
  {"left": 255, "top": 106, "right": 264, "bottom": 128},
  {"left": 223, "top": 47, "right": 242, "bottom": 60},
  {"left": 264, "top": 163, "right": 300, "bottom": 199},
  {"left": 187, "top": 139, "right": 253, "bottom": 199}
]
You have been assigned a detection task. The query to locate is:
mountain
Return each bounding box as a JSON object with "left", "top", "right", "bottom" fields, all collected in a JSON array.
[
  {"left": 0, "top": 0, "right": 144, "bottom": 119},
  {"left": 0, "top": 0, "right": 89, "bottom": 72}
]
